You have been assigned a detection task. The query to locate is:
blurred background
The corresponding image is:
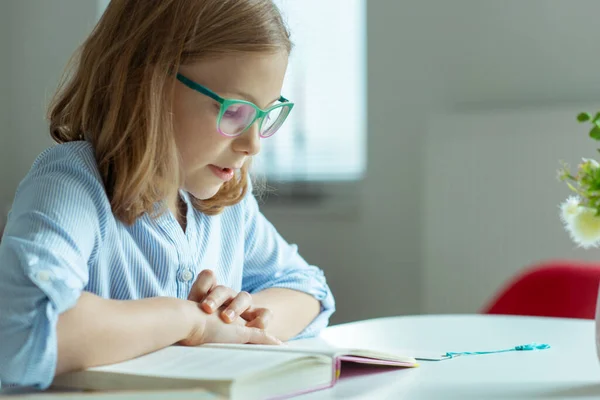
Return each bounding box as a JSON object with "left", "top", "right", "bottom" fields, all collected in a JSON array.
[{"left": 2, "top": 0, "right": 600, "bottom": 325}]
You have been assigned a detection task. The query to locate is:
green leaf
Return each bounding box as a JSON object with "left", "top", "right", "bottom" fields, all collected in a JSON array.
[
  {"left": 578, "top": 112, "right": 592, "bottom": 122},
  {"left": 593, "top": 112, "right": 600, "bottom": 123},
  {"left": 590, "top": 126, "right": 600, "bottom": 140}
]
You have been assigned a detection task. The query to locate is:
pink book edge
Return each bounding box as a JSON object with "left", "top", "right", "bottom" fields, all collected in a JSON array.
[{"left": 267, "top": 355, "right": 416, "bottom": 400}]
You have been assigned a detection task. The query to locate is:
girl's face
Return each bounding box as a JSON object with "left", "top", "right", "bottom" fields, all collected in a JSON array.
[{"left": 172, "top": 51, "right": 288, "bottom": 200}]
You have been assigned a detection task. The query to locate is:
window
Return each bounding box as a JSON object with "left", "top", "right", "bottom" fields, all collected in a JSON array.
[{"left": 255, "top": 0, "right": 367, "bottom": 183}]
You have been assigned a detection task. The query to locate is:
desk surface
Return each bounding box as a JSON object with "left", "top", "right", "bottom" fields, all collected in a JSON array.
[
  {"left": 297, "top": 314, "right": 600, "bottom": 399},
  {"left": 8, "top": 314, "right": 600, "bottom": 399}
]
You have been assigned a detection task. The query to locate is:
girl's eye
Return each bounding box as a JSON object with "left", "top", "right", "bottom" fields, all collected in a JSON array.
[{"left": 223, "top": 106, "right": 241, "bottom": 118}]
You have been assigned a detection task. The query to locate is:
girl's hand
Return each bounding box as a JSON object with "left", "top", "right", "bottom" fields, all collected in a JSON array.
[
  {"left": 188, "top": 269, "right": 273, "bottom": 329},
  {"left": 178, "top": 300, "right": 282, "bottom": 346}
]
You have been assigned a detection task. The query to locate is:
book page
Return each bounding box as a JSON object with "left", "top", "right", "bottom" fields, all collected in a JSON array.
[
  {"left": 293, "top": 337, "right": 449, "bottom": 361},
  {"left": 203, "top": 339, "right": 443, "bottom": 362},
  {"left": 201, "top": 340, "right": 337, "bottom": 357},
  {"left": 90, "top": 346, "right": 317, "bottom": 380},
  {"left": 286, "top": 339, "right": 419, "bottom": 363}
]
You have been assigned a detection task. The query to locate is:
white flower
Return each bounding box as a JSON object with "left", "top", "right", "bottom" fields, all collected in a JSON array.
[
  {"left": 560, "top": 196, "right": 581, "bottom": 224},
  {"left": 562, "top": 203, "right": 600, "bottom": 248}
]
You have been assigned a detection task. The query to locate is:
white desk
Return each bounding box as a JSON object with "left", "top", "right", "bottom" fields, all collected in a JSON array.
[
  {"left": 297, "top": 314, "right": 600, "bottom": 399},
  {"left": 8, "top": 314, "right": 600, "bottom": 399}
]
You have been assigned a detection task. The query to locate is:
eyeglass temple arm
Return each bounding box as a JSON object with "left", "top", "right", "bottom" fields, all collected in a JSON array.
[
  {"left": 178, "top": 72, "right": 290, "bottom": 105},
  {"left": 176, "top": 73, "right": 224, "bottom": 104}
]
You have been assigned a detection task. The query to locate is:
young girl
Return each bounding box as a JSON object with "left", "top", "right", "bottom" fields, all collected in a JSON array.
[{"left": 0, "top": 0, "right": 335, "bottom": 389}]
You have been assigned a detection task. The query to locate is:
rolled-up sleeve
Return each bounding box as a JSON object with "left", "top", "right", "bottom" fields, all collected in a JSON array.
[
  {"left": 0, "top": 146, "right": 103, "bottom": 389},
  {"left": 241, "top": 185, "right": 335, "bottom": 340}
]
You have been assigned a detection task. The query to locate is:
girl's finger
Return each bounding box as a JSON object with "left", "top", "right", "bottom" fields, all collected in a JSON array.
[
  {"left": 188, "top": 269, "right": 216, "bottom": 302},
  {"left": 243, "top": 326, "right": 282, "bottom": 345},
  {"left": 221, "top": 291, "right": 253, "bottom": 323},
  {"left": 244, "top": 307, "right": 273, "bottom": 329},
  {"left": 201, "top": 285, "right": 236, "bottom": 313}
]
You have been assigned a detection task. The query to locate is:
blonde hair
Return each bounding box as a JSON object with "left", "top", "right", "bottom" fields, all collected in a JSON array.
[{"left": 48, "top": 0, "right": 291, "bottom": 224}]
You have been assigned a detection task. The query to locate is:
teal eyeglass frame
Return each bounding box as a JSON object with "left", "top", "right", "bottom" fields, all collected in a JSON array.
[{"left": 176, "top": 73, "right": 294, "bottom": 138}]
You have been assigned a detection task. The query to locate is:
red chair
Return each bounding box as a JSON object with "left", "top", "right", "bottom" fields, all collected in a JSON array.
[{"left": 482, "top": 260, "right": 600, "bottom": 319}]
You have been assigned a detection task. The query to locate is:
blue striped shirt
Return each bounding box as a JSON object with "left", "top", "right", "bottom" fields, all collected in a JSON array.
[{"left": 0, "top": 141, "right": 335, "bottom": 389}]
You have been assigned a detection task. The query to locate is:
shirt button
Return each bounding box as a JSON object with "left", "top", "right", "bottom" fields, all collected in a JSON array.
[
  {"left": 181, "top": 269, "right": 194, "bottom": 282},
  {"left": 37, "top": 270, "right": 53, "bottom": 282}
]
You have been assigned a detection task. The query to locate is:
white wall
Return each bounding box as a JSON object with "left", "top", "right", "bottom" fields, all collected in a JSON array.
[
  {"left": 3, "top": 0, "right": 600, "bottom": 325},
  {"left": 0, "top": 0, "right": 97, "bottom": 213},
  {"left": 423, "top": 105, "right": 600, "bottom": 314}
]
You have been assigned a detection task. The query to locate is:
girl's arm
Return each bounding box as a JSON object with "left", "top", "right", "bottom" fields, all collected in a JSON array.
[
  {"left": 0, "top": 147, "right": 110, "bottom": 389},
  {"left": 241, "top": 182, "right": 336, "bottom": 340},
  {"left": 55, "top": 292, "right": 196, "bottom": 375},
  {"left": 56, "top": 291, "right": 281, "bottom": 376},
  {"left": 250, "top": 288, "right": 320, "bottom": 341}
]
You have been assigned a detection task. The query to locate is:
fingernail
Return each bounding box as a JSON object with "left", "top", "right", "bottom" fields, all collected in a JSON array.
[
  {"left": 203, "top": 300, "right": 215, "bottom": 311},
  {"left": 224, "top": 309, "right": 235, "bottom": 321}
]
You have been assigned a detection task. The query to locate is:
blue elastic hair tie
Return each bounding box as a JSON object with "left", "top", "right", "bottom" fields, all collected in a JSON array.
[{"left": 445, "top": 343, "right": 550, "bottom": 359}]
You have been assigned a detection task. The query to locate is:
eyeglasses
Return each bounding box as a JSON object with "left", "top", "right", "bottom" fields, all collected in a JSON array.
[{"left": 176, "top": 73, "right": 294, "bottom": 138}]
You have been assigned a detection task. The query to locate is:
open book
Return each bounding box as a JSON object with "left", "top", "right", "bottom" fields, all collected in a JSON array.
[{"left": 51, "top": 339, "right": 420, "bottom": 400}]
